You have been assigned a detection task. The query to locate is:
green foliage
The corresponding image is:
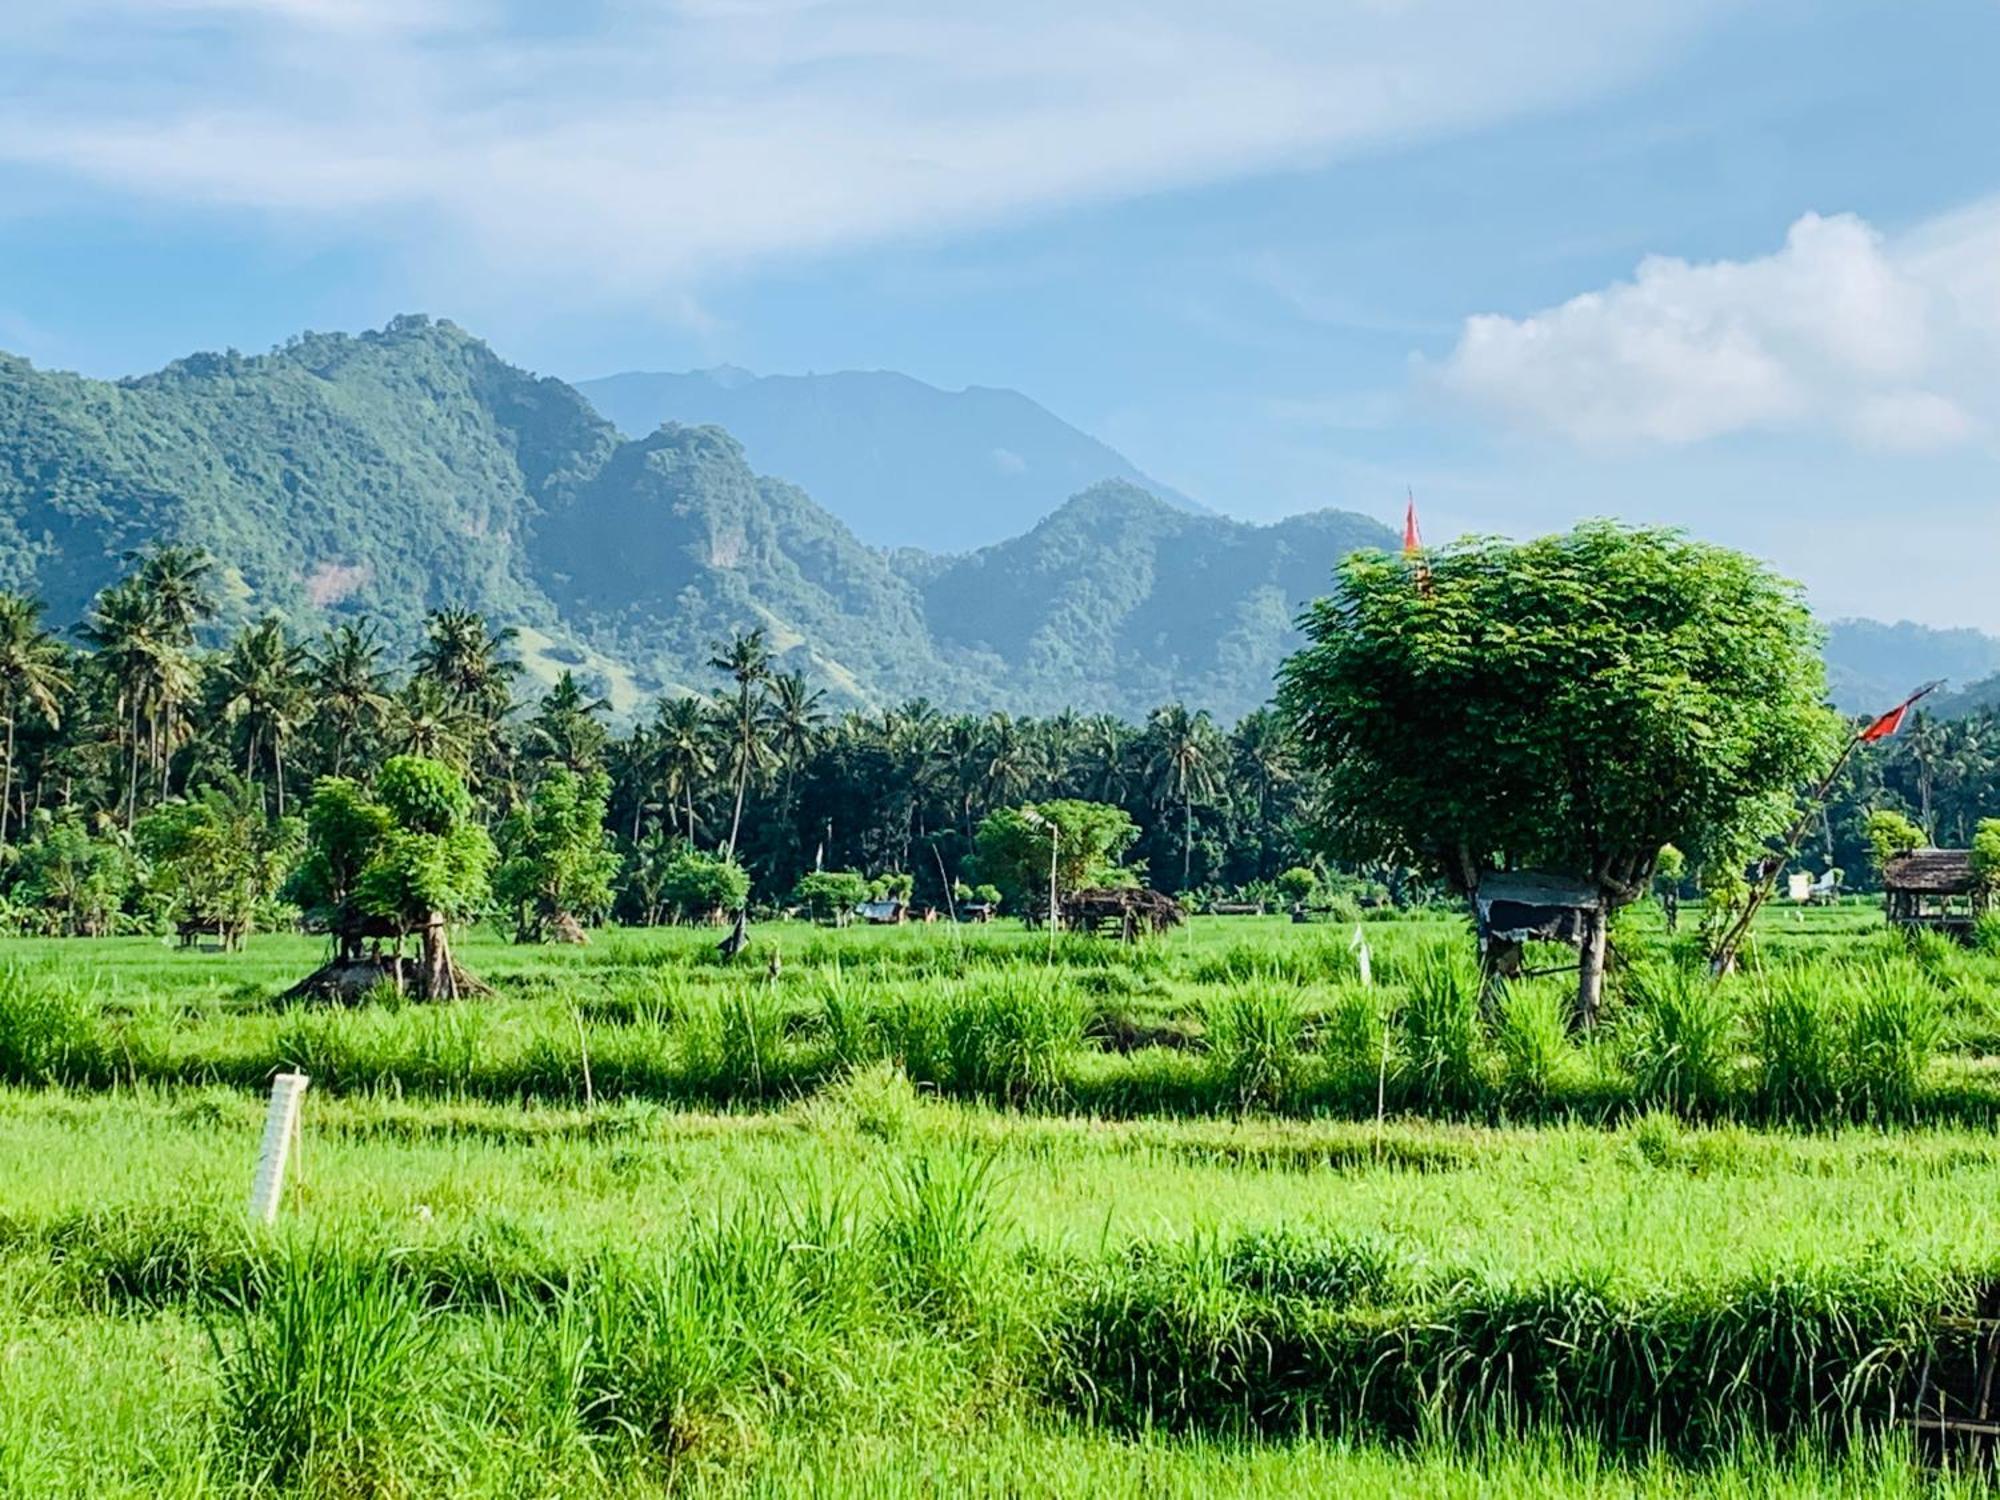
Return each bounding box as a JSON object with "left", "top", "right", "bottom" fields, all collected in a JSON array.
[
  {"left": 1402, "top": 946, "right": 1487, "bottom": 1111},
  {"left": 134, "top": 780, "right": 301, "bottom": 940},
  {"left": 13, "top": 816, "right": 130, "bottom": 937},
  {"left": 1204, "top": 985, "right": 1306, "bottom": 1113},
  {"left": 1972, "top": 817, "right": 2000, "bottom": 891},
  {"left": 494, "top": 769, "right": 622, "bottom": 941},
  {"left": 1276, "top": 865, "right": 1319, "bottom": 904},
  {"left": 283, "top": 779, "right": 394, "bottom": 944},
  {"left": 793, "top": 869, "right": 869, "bottom": 922},
  {"left": 973, "top": 799, "right": 1139, "bottom": 915},
  {"left": 658, "top": 849, "right": 750, "bottom": 924},
  {"left": 1280, "top": 523, "right": 1842, "bottom": 909},
  {"left": 1623, "top": 961, "right": 1736, "bottom": 1116},
  {"left": 1865, "top": 810, "right": 1924, "bottom": 874}
]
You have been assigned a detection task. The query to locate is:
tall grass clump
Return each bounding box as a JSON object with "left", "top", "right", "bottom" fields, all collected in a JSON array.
[
  {"left": 1401, "top": 946, "right": 1487, "bottom": 1112},
  {"left": 211, "top": 1237, "right": 442, "bottom": 1495},
  {"left": 679, "top": 982, "right": 792, "bottom": 1100},
  {"left": 873, "top": 1149, "right": 1000, "bottom": 1325},
  {"left": 1973, "top": 911, "right": 2000, "bottom": 958},
  {"left": 517, "top": 1202, "right": 853, "bottom": 1467},
  {"left": 1315, "top": 984, "right": 1390, "bottom": 1111},
  {"left": 1752, "top": 966, "right": 1847, "bottom": 1123},
  {"left": 942, "top": 972, "right": 1083, "bottom": 1106},
  {"left": 0, "top": 963, "right": 103, "bottom": 1085},
  {"left": 1844, "top": 961, "right": 1943, "bottom": 1123},
  {"left": 1623, "top": 960, "right": 1737, "bottom": 1117},
  {"left": 1204, "top": 984, "right": 1306, "bottom": 1112},
  {"left": 1494, "top": 979, "right": 1574, "bottom": 1110}
]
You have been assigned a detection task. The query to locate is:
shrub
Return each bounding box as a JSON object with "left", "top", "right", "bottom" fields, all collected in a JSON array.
[
  {"left": 679, "top": 983, "right": 791, "bottom": 1099},
  {"left": 793, "top": 870, "right": 868, "bottom": 923},
  {"left": 659, "top": 850, "right": 750, "bottom": 925},
  {"left": 1316, "top": 984, "right": 1390, "bottom": 1111}
]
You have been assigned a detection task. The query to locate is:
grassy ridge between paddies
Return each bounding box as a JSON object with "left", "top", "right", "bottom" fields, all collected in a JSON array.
[
  {"left": 4, "top": 908, "right": 2000, "bottom": 1130},
  {"left": 2, "top": 1081, "right": 2000, "bottom": 1493}
]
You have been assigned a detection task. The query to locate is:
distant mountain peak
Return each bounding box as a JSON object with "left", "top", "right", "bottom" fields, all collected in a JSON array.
[{"left": 576, "top": 366, "right": 1204, "bottom": 553}]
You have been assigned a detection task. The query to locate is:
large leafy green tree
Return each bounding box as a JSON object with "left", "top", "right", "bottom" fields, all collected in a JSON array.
[
  {"left": 135, "top": 778, "right": 301, "bottom": 947},
  {"left": 973, "top": 799, "right": 1140, "bottom": 922},
  {"left": 494, "top": 767, "right": 622, "bottom": 942},
  {"left": 1279, "top": 522, "right": 1839, "bottom": 1024}
]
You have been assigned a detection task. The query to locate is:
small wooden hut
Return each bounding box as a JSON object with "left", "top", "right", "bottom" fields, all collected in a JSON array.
[
  {"left": 1059, "top": 887, "right": 1184, "bottom": 941},
  {"left": 1882, "top": 848, "right": 1991, "bottom": 935}
]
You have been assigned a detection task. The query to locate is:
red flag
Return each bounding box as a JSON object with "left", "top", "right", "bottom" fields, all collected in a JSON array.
[
  {"left": 1402, "top": 490, "right": 1423, "bottom": 556},
  {"left": 1859, "top": 682, "right": 1941, "bottom": 743}
]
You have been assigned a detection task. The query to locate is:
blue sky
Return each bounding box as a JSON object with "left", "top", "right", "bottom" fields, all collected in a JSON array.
[{"left": 3, "top": 1, "right": 1998, "bottom": 628}]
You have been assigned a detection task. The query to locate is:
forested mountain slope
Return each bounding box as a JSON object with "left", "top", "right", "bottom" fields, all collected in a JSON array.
[{"left": 0, "top": 319, "right": 1388, "bottom": 718}]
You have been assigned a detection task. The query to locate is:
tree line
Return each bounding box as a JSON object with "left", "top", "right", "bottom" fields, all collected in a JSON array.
[{"left": 0, "top": 546, "right": 1334, "bottom": 937}]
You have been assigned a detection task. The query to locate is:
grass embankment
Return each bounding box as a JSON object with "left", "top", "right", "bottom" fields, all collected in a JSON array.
[
  {"left": 1, "top": 1082, "right": 1998, "bottom": 1492},
  {"left": 4, "top": 910, "right": 1999, "bottom": 1129}
]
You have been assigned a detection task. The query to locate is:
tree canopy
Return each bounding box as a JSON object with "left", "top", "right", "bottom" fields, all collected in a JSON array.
[{"left": 1280, "top": 523, "right": 1841, "bottom": 1017}]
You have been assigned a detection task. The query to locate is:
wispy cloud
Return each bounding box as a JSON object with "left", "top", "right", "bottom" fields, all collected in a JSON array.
[
  {"left": 1437, "top": 205, "right": 2000, "bottom": 451},
  {"left": 0, "top": 1, "right": 1729, "bottom": 299}
]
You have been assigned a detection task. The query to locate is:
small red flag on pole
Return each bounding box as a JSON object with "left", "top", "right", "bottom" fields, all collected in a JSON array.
[
  {"left": 1859, "top": 682, "right": 1941, "bottom": 744},
  {"left": 1402, "top": 489, "right": 1423, "bottom": 556}
]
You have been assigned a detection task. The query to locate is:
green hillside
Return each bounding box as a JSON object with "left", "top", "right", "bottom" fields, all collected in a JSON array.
[{"left": 0, "top": 318, "right": 1398, "bottom": 716}]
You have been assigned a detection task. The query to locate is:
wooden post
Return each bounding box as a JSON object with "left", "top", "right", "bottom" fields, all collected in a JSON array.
[{"left": 249, "top": 1072, "right": 310, "bottom": 1224}]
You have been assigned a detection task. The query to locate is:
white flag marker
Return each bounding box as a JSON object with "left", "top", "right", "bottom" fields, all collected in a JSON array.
[
  {"left": 249, "top": 1071, "right": 310, "bottom": 1225},
  {"left": 1349, "top": 924, "right": 1373, "bottom": 987}
]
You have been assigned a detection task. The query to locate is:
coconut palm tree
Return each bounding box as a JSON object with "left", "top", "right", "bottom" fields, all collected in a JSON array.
[
  {"left": 388, "top": 675, "right": 478, "bottom": 769},
  {"left": 707, "top": 630, "right": 773, "bottom": 860},
  {"left": 213, "top": 617, "right": 310, "bottom": 815},
  {"left": 0, "top": 594, "right": 71, "bottom": 848},
  {"left": 413, "top": 607, "right": 522, "bottom": 720},
  {"left": 1145, "top": 702, "right": 1222, "bottom": 889},
  {"left": 523, "top": 670, "right": 612, "bottom": 774},
  {"left": 311, "top": 622, "right": 392, "bottom": 777},
  {"left": 766, "top": 671, "right": 826, "bottom": 802},
  {"left": 650, "top": 694, "right": 713, "bottom": 845}
]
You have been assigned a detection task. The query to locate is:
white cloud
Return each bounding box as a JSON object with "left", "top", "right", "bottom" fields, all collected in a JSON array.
[
  {"left": 1439, "top": 207, "right": 2000, "bottom": 451},
  {"left": 0, "top": 0, "right": 1730, "bottom": 299}
]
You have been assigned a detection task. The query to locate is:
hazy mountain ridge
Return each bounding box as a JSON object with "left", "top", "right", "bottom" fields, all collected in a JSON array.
[{"left": 577, "top": 365, "right": 1205, "bottom": 553}]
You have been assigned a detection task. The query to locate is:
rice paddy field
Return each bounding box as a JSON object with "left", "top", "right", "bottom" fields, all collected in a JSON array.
[{"left": 7, "top": 905, "right": 2000, "bottom": 1495}]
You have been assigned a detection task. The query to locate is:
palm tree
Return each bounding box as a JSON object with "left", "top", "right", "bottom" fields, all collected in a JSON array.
[
  {"left": 389, "top": 675, "right": 478, "bottom": 769},
  {"left": 979, "top": 712, "right": 1034, "bottom": 809},
  {"left": 523, "top": 670, "right": 611, "bottom": 774},
  {"left": 78, "top": 577, "right": 174, "bottom": 825},
  {"left": 766, "top": 671, "right": 827, "bottom": 803},
  {"left": 1231, "top": 708, "right": 1297, "bottom": 827},
  {"left": 213, "top": 617, "right": 310, "bottom": 814},
  {"left": 127, "top": 544, "right": 216, "bottom": 642},
  {"left": 0, "top": 595, "right": 70, "bottom": 848},
  {"left": 311, "top": 622, "right": 392, "bottom": 776},
  {"left": 650, "top": 694, "right": 714, "bottom": 844},
  {"left": 707, "top": 630, "right": 773, "bottom": 860},
  {"left": 1145, "top": 703, "right": 1222, "bottom": 889},
  {"left": 1074, "top": 714, "right": 1134, "bottom": 805},
  {"left": 413, "top": 608, "right": 522, "bottom": 719}
]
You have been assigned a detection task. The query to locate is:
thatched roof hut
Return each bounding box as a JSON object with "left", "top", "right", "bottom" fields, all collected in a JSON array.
[
  {"left": 1883, "top": 847, "right": 1989, "bottom": 932},
  {"left": 1060, "top": 887, "right": 1184, "bottom": 940}
]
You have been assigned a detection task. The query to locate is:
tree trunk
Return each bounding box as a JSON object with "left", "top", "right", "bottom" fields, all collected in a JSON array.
[
  {"left": 0, "top": 713, "right": 14, "bottom": 849},
  {"left": 726, "top": 767, "right": 748, "bottom": 860},
  {"left": 274, "top": 738, "right": 286, "bottom": 818},
  {"left": 418, "top": 913, "right": 455, "bottom": 1000},
  {"left": 1574, "top": 903, "right": 1608, "bottom": 1030}
]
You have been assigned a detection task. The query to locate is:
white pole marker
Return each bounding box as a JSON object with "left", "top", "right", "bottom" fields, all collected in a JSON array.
[
  {"left": 249, "top": 1071, "right": 310, "bottom": 1224},
  {"left": 1350, "top": 925, "right": 1373, "bottom": 987}
]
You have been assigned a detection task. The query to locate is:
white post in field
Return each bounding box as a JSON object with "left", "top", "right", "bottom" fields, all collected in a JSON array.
[
  {"left": 249, "top": 1071, "right": 310, "bottom": 1225},
  {"left": 1350, "top": 925, "right": 1373, "bottom": 987}
]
